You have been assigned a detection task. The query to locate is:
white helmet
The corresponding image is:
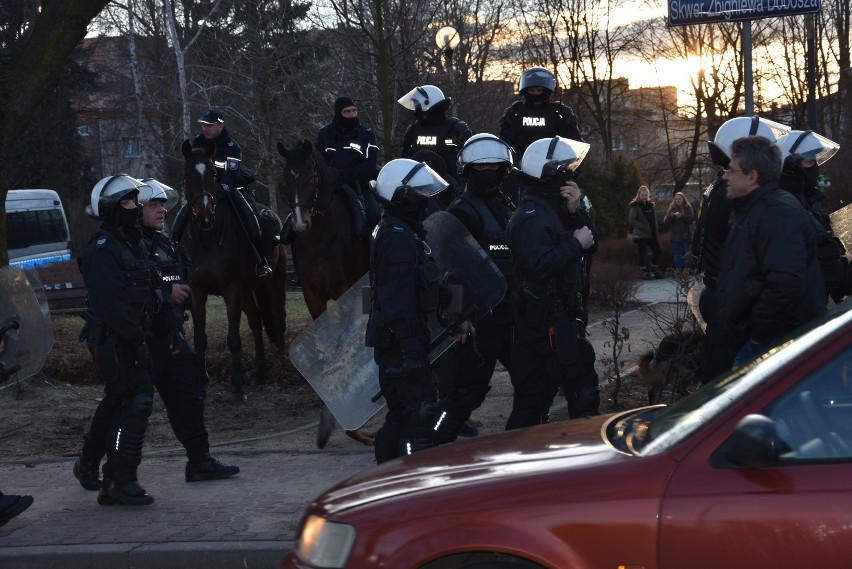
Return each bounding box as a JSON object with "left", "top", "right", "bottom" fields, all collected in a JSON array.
[
  {"left": 707, "top": 116, "right": 790, "bottom": 167},
  {"left": 370, "top": 159, "right": 449, "bottom": 205},
  {"left": 397, "top": 85, "right": 447, "bottom": 113},
  {"left": 140, "top": 178, "right": 179, "bottom": 211},
  {"left": 520, "top": 136, "right": 590, "bottom": 181},
  {"left": 457, "top": 134, "right": 513, "bottom": 176},
  {"left": 85, "top": 175, "right": 152, "bottom": 219},
  {"left": 777, "top": 130, "right": 839, "bottom": 166}
]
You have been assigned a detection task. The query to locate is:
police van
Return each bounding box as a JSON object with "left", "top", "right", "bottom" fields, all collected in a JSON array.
[{"left": 5, "top": 189, "right": 72, "bottom": 269}]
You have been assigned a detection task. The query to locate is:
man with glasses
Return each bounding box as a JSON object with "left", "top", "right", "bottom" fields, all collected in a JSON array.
[
  {"left": 693, "top": 116, "right": 789, "bottom": 383},
  {"left": 715, "top": 135, "right": 825, "bottom": 369}
]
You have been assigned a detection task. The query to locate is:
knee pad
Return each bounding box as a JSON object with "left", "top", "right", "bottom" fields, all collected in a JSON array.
[{"left": 128, "top": 392, "right": 154, "bottom": 419}]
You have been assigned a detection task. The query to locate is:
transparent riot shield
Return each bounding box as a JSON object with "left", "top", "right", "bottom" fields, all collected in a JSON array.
[
  {"left": 0, "top": 266, "right": 54, "bottom": 386},
  {"left": 829, "top": 203, "right": 852, "bottom": 255},
  {"left": 289, "top": 210, "right": 507, "bottom": 431}
]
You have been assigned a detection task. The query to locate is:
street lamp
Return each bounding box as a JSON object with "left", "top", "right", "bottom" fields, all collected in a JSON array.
[{"left": 435, "top": 26, "right": 460, "bottom": 77}]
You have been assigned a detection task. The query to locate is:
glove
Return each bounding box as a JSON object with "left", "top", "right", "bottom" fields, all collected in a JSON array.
[{"left": 134, "top": 343, "right": 154, "bottom": 370}]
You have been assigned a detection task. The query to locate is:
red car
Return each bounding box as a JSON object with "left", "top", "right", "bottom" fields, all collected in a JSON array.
[{"left": 282, "top": 302, "right": 852, "bottom": 569}]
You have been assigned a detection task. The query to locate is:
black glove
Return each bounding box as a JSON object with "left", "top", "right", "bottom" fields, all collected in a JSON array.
[{"left": 134, "top": 343, "right": 154, "bottom": 369}]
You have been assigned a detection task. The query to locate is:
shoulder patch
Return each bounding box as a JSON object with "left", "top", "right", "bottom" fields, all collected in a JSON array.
[
  {"left": 96, "top": 236, "right": 108, "bottom": 248},
  {"left": 227, "top": 141, "right": 236, "bottom": 147}
]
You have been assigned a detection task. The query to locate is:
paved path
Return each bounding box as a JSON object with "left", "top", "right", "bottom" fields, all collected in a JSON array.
[{"left": 0, "top": 277, "right": 690, "bottom": 568}]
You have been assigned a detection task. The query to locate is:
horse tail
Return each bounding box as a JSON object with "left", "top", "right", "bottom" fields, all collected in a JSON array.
[{"left": 256, "top": 259, "right": 287, "bottom": 349}]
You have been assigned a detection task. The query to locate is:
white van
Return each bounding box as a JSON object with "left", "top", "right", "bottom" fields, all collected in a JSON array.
[{"left": 5, "top": 189, "right": 72, "bottom": 269}]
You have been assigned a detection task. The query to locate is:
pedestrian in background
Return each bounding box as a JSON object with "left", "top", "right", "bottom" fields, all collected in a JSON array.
[
  {"left": 663, "top": 192, "right": 694, "bottom": 272},
  {"left": 628, "top": 185, "right": 662, "bottom": 279}
]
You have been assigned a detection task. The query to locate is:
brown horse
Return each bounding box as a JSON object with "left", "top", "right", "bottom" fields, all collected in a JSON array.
[
  {"left": 181, "top": 139, "right": 288, "bottom": 402},
  {"left": 277, "top": 139, "right": 371, "bottom": 446},
  {"left": 276, "top": 139, "right": 370, "bottom": 318}
]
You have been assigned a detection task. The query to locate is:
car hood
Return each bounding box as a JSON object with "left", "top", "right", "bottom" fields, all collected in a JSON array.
[{"left": 316, "top": 413, "right": 625, "bottom": 516}]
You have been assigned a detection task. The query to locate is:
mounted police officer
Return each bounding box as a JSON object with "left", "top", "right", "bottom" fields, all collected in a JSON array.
[
  {"left": 399, "top": 85, "right": 472, "bottom": 193},
  {"left": 365, "top": 159, "right": 450, "bottom": 463},
  {"left": 433, "top": 134, "right": 516, "bottom": 445},
  {"left": 505, "top": 137, "right": 599, "bottom": 429},
  {"left": 692, "top": 116, "right": 789, "bottom": 383},
  {"left": 172, "top": 108, "right": 273, "bottom": 277},
  {"left": 777, "top": 130, "right": 850, "bottom": 303},
  {"left": 499, "top": 67, "right": 583, "bottom": 163},
  {"left": 315, "top": 96, "right": 381, "bottom": 239},
  {"left": 75, "top": 175, "right": 159, "bottom": 506}
]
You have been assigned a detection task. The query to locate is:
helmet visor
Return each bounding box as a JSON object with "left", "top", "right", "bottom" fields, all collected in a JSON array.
[
  {"left": 783, "top": 131, "right": 840, "bottom": 165},
  {"left": 401, "top": 161, "right": 450, "bottom": 198}
]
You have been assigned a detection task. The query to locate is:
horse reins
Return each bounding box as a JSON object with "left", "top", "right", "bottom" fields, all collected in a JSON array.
[{"left": 290, "top": 155, "right": 331, "bottom": 218}]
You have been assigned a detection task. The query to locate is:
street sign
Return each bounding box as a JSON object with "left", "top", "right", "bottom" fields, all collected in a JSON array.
[{"left": 668, "top": 0, "right": 821, "bottom": 26}]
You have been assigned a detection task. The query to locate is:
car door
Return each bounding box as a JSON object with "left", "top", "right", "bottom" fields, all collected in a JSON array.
[{"left": 658, "top": 344, "right": 852, "bottom": 569}]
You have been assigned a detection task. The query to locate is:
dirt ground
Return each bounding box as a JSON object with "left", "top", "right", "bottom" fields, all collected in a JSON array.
[{"left": 1, "top": 262, "right": 654, "bottom": 462}]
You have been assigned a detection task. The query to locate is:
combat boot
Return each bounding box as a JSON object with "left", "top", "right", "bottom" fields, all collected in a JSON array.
[
  {"left": 0, "top": 492, "right": 34, "bottom": 527},
  {"left": 185, "top": 455, "right": 240, "bottom": 482},
  {"left": 73, "top": 455, "right": 102, "bottom": 491},
  {"left": 99, "top": 479, "right": 154, "bottom": 507}
]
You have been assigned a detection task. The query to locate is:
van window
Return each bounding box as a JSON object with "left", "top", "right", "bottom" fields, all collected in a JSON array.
[{"left": 7, "top": 209, "right": 69, "bottom": 250}]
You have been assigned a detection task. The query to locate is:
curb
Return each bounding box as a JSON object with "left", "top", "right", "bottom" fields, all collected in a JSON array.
[{"left": 0, "top": 540, "right": 295, "bottom": 569}]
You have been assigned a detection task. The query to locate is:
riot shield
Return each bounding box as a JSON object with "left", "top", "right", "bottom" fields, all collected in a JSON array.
[
  {"left": 829, "top": 203, "right": 852, "bottom": 255},
  {"left": 0, "top": 266, "right": 54, "bottom": 386},
  {"left": 289, "top": 210, "right": 507, "bottom": 431}
]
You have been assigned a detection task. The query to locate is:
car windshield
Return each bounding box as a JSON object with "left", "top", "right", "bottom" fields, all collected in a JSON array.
[{"left": 610, "top": 301, "right": 852, "bottom": 456}]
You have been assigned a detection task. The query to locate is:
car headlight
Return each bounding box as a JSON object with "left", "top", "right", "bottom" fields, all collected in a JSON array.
[{"left": 296, "top": 515, "right": 356, "bottom": 568}]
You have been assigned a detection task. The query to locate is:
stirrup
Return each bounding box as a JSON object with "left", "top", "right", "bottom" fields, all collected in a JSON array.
[{"left": 256, "top": 261, "right": 272, "bottom": 278}]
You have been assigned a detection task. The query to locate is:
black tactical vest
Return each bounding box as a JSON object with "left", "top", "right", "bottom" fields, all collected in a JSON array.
[{"left": 510, "top": 102, "right": 564, "bottom": 156}]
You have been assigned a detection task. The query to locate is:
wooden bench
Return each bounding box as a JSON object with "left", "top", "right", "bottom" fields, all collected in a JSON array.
[{"left": 43, "top": 281, "right": 88, "bottom": 315}]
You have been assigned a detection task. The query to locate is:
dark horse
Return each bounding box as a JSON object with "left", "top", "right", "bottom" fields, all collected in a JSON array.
[
  {"left": 276, "top": 139, "right": 370, "bottom": 318},
  {"left": 181, "top": 139, "right": 288, "bottom": 402},
  {"left": 277, "top": 139, "right": 371, "bottom": 446}
]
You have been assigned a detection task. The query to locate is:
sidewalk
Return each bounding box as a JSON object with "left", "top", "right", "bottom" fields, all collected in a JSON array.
[{"left": 0, "top": 277, "right": 689, "bottom": 569}]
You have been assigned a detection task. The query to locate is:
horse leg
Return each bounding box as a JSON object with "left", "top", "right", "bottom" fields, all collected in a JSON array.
[
  {"left": 190, "top": 290, "right": 211, "bottom": 386},
  {"left": 223, "top": 289, "right": 247, "bottom": 403},
  {"left": 241, "top": 290, "right": 266, "bottom": 385}
]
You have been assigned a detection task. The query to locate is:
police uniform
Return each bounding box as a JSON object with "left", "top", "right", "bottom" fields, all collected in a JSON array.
[
  {"left": 506, "top": 188, "right": 599, "bottom": 429},
  {"left": 79, "top": 223, "right": 157, "bottom": 502},
  {"left": 316, "top": 116, "right": 381, "bottom": 233},
  {"left": 401, "top": 116, "right": 472, "bottom": 183},
  {"left": 365, "top": 215, "right": 441, "bottom": 463},
  {"left": 499, "top": 101, "right": 583, "bottom": 162},
  {"left": 691, "top": 171, "right": 735, "bottom": 383},
  {"left": 433, "top": 190, "right": 515, "bottom": 444},
  {"left": 192, "top": 128, "right": 244, "bottom": 194}
]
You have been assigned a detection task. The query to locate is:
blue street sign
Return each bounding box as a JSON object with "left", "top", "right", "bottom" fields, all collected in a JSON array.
[{"left": 668, "top": 0, "right": 821, "bottom": 26}]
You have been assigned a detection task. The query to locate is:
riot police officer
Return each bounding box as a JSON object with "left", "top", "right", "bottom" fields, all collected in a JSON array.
[
  {"left": 172, "top": 108, "right": 272, "bottom": 277},
  {"left": 76, "top": 175, "right": 158, "bottom": 506},
  {"left": 693, "top": 116, "right": 789, "bottom": 384},
  {"left": 433, "top": 134, "right": 516, "bottom": 445},
  {"left": 315, "top": 96, "right": 381, "bottom": 239},
  {"left": 399, "top": 85, "right": 472, "bottom": 188},
  {"left": 505, "top": 137, "right": 598, "bottom": 429},
  {"left": 74, "top": 180, "right": 240, "bottom": 491},
  {"left": 365, "top": 159, "right": 449, "bottom": 463},
  {"left": 499, "top": 67, "right": 583, "bottom": 163},
  {"left": 777, "top": 130, "right": 849, "bottom": 303}
]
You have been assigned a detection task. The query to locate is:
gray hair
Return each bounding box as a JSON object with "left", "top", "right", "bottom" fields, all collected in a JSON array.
[{"left": 730, "top": 135, "right": 782, "bottom": 184}]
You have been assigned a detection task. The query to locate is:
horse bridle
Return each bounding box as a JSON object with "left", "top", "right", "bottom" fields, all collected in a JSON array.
[
  {"left": 188, "top": 160, "right": 217, "bottom": 231},
  {"left": 288, "top": 155, "right": 331, "bottom": 217}
]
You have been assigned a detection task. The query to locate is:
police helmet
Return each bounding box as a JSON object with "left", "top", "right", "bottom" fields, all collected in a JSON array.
[
  {"left": 777, "top": 130, "right": 839, "bottom": 166},
  {"left": 457, "top": 134, "right": 513, "bottom": 176},
  {"left": 140, "top": 178, "right": 180, "bottom": 211},
  {"left": 518, "top": 67, "right": 557, "bottom": 95},
  {"left": 520, "top": 136, "right": 590, "bottom": 181},
  {"left": 397, "top": 85, "right": 448, "bottom": 113},
  {"left": 370, "top": 159, "right": 449, "bottom": 206},
  {"left": 85, "top": 175, "right": 152, "bottom": 220},
  {"left": 707, "top": 116, "right": 790, "bottom": 168}
]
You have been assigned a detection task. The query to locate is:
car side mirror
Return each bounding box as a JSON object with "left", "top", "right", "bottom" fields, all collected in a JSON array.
[{"left": 724, "top": 414, "right": 785, "bottom": 468}]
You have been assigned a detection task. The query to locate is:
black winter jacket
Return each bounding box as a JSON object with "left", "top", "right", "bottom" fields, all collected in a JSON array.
[{"left": 716, "top": 182, "right": 825, "bottom": 350}]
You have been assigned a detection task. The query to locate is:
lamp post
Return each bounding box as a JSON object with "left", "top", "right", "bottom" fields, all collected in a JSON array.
[{"left": 435, "top": 26, "right": 460, "bottom": 81}]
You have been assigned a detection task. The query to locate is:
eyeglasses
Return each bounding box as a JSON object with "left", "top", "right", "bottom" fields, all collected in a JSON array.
[{"left": 723, "top": 168, "right": 751, "bottom": 176}]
